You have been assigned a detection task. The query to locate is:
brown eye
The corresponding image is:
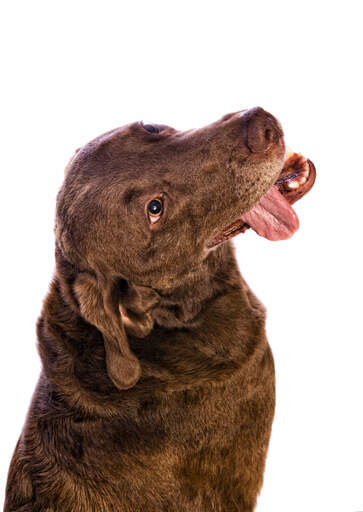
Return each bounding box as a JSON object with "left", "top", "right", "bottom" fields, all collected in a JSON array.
[{"left": 147, "top": 198, "right": 163, "bottom": 223}]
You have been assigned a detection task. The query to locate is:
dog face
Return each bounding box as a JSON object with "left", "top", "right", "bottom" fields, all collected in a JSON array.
[
  {"left": 56, "top": 107, "right": 285, "bottom": 289},
  {"left": 55, "top": 107, "right": 286, "bottom": 389}
]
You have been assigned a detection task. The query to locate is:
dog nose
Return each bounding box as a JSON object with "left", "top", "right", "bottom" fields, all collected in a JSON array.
[{"left": 242, "top": 106, "right": 282, "bottom": 153}]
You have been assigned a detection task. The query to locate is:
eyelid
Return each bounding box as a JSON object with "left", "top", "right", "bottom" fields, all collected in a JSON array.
[{"left": 149, "top": 215, "right": 160, "bottom": 224}]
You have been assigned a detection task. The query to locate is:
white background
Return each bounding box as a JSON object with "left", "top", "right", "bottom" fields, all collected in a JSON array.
[{"left": 1, "top": 1, "right": 362, "bottom": 510}]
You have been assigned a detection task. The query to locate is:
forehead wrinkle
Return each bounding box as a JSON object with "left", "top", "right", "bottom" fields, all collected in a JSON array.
[
  {"left": 161, "top": 179, "right": 193, "bottom": 196},
  {"left": 122, "top": 186, "right": 144, "bottom": 205}
]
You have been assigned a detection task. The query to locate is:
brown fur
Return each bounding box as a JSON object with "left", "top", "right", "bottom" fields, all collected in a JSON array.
[{"left": 4, "top": 108, "right": 286, "bottom": 511}]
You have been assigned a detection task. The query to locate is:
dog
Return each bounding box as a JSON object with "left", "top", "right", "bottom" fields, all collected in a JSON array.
[{"left": 4, "top": 107, "right": 315, "bottom": 511}]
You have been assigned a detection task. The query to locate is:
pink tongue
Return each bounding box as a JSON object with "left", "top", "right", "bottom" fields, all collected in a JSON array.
[{"left": 241, "top": 185, "right": 299, "bottom": 241}]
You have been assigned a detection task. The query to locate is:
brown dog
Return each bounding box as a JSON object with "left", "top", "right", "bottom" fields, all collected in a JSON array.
[{"left": 4, "top": 108, "right": 315, "bottom": 511}]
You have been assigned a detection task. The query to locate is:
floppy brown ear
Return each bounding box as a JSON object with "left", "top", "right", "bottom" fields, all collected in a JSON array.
[{"left": 73, "top": 272, "right": 141, "bottom": 390}]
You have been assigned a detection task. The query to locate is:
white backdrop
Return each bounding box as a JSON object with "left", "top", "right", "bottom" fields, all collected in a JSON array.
[{"left": 1, "top": 1, "right": 362, "bottom": 510}]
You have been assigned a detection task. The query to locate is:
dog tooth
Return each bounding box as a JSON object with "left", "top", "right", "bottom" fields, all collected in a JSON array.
[
  {"left": 285, "top": 147, "right": 294, "bottom": 160},
  {"left": 297, "top": 176, "right": 307, "bottom": 184},
  {"left": 301, "top": 169, "right": 310, "bottom": 178},
  {"left": 287, "top": 180, "right": 300, "bottom": 189}
]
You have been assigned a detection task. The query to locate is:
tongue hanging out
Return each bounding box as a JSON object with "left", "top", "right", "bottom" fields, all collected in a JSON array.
[
  {"left": 241, "top": 185, "right": 299, "bottom": 241},
  {"left": 207, "top": 151, "right": 316, "bottom": 248}
]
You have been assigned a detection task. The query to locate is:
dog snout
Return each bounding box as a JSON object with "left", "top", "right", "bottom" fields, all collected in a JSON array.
[{"left": 242, "top": 106, "right": 282, "bottom": 153}]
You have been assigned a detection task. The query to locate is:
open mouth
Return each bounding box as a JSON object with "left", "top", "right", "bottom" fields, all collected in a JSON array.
[{"left": 207, "top": 151, "right": 316, "bottom": 248}]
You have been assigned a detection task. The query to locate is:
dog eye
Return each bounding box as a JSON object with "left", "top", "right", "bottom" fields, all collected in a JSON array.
[
  {"left": 147, "top": 198, "right": 163, "bottom": 223},
  {"left": 143, "top": 124, "right": 161, "bottom": 134}
]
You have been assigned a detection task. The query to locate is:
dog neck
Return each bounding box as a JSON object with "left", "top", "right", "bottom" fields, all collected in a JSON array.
[
  {"left": 150, "top": 242, "right": 244, "bottom": 328},
  {"left": 36, "top": 241, "right": 266, "bottom": 414}
]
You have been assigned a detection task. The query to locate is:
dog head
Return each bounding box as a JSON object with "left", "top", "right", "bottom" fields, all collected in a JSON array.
[{"left": 55, "top": 107, "right": 285, "bottom": 389}]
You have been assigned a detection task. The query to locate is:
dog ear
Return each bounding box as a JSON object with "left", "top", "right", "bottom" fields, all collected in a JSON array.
[
  {"left": 118, "top": 281, "right": 160, "bottom": 338},
  {"left": 73, "top": 272, "right": 142, "bottom": 390}
]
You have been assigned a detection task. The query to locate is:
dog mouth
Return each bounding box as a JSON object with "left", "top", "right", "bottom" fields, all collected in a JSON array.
[{"left": 207, "top": 151, "right": 316, "bottom": 248}]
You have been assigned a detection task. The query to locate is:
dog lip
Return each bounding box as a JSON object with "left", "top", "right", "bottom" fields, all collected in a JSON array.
[
  {"left": 274, "top": 157, "right": 316, "bottom": 205},
  {"left": 206, "top": 153, "right": 316, "bottom": 249}
]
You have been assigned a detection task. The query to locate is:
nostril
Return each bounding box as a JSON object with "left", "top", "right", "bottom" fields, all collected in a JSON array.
[{"left": 265, "top": 128, "right": 273, "bottom": 143}]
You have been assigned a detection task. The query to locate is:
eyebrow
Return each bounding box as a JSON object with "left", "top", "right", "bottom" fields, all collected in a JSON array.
[{"left": 122, "top": 187, "right": 144, "bottom": 205}]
